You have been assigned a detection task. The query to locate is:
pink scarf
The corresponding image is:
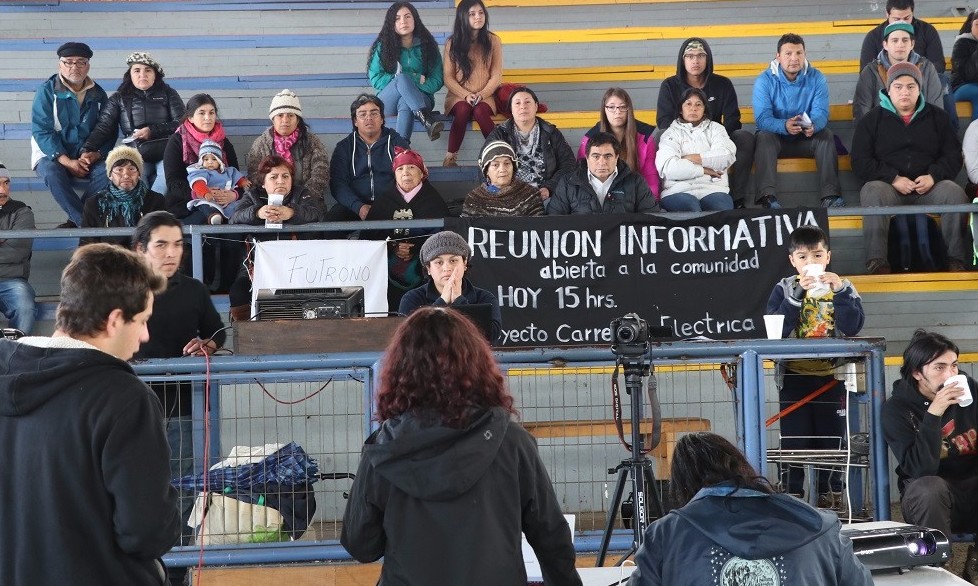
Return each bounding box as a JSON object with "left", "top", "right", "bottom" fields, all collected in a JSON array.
[
  {"left": 273, "top": 128, "right": 299, "bottom": 164},
  {"left": 178, "top": 119, "right": 227, "bottom": 165}
]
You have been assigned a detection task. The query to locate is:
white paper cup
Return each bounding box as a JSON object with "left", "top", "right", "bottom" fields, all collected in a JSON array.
[
  {"left": 763, "top": 314, "right": 785, "bottom": 340},
  {"left": 944, "top": 374, "right": 972, "bottom": 407}
]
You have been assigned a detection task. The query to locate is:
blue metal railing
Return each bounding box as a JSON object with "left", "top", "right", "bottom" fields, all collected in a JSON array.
[{"left": 134, "top": 336, "right": 887, "bottom": 568}]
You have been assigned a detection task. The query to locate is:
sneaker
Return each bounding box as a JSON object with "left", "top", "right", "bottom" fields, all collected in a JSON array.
[
  {"left": 208, "top": 213, "right": 225, "bottom": 225},
  {"left": 830, "top": 491, "right": 846, "bottom": 514},
  {"left": 55, "top": 219, "right": 77, "bottom": 229},
  {"left": 948, "top": 258, "right": 969, "bottom": 272},
  {"left": 963, "top": 544, "right": 978, "bottom": 584},
  {"left": 820, "top": 195, "right": 846, "bottom": 208},
  {"left": 865, "top": 258, "right": 891, "bottom": 275},
  {"left": 733, "top": 198, "right": 746, "bottom": 210},
  {"left": 756, "top": 194, "right": 782, "bottom": 209}
]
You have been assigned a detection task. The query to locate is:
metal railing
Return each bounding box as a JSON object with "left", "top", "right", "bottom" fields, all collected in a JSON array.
[{"left": 134, "top": 337, "right": 887, "bottom": 568}]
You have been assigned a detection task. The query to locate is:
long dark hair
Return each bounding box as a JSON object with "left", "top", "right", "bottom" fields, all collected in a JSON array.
[
  {"left": 670, "top": 432, "right": 773, "bottom": 507},
  {"left": 448, "top": 0, "right": 493, "bottom": 84},
  {"left": 368, "top": 2, "right": 439, "bottom": 75},
  {"left": 901, "top": 329, "right": 960, "bottom": 384},
  {"left": 377, "top": 307, "right": 517, "bottom": 428},
  {"left": 598, "top": 88, "right": 637, "bottom": 172},
  {"left": 960, "top": 10, "right": 978, "bottom": 34}
]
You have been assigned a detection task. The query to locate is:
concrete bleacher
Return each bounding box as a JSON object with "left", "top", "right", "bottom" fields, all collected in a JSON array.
[{"left": 0, "top": 0, "right": 976, "bottom": 355}]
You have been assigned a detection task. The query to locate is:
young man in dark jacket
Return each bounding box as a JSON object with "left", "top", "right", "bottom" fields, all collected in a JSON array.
[
  {"left": 0, "top": 244, "right": 180, "bottom": 585},
  {"left": 657, "top": 37, "right": 755, "bottom": 207},
  {"left": 328, "top": 93, "right": 409, "bottom": 222},
  {"left": 548, "top": 133, "right": 658, "bottom": 215},
  {"left": 851, "top": 62, "right": 969, "bottom": 274},
  {"left": 882, "top": 329, "right": 978, "bottom": 580}
]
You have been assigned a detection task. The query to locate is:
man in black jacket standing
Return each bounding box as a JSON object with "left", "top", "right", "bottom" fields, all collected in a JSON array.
[
  {"left": 132, "top": 211, "right": 226, "bottom": 586},
  {"left": 851, "top": 62, "right": 969, "bottom": 274},
  {"left": 548, "top": 133, "right": 658, "bottom": 215},
  {"left": 0, "top": 243, "right": 180, "bottom": 585},
  {"left": 882, "top": 329, "right": 978, "bottom": 581}
]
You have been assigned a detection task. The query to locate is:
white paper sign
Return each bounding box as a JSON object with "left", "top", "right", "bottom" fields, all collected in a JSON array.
[{"left": 251, "top": 240, "right": 389, "bottom": 317}]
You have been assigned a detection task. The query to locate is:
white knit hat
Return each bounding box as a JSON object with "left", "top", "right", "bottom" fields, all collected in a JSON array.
[
  {"left": 269, "top": 89, "right": 302, "bottom": 120},
  {"left": 105, "top": 145, "right": 143, "bottom": 178}
]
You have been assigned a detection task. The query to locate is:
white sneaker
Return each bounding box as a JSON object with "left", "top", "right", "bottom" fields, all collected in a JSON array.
[{"left": 208, "top": 213, "right": 224, "bottom": 225}]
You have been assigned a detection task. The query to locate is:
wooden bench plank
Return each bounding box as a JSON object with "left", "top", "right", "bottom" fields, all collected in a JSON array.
[{"left": 523, "top": 418, "right": 711, "bottom": 439}]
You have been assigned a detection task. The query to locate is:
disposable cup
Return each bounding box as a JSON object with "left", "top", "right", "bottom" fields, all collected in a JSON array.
[
  {"left": 803, "top": 263, "right": 831, "bottom": 297},
  {"left": 944, "top": 374, "right": 972, "bottom": 407},
  {"left": 763, "top": 314, "right": 784, "bottom": 340}
]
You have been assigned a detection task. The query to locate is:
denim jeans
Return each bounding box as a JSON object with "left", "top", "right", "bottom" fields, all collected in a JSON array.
[
  {"left": 34, "top": 157, "right": 108, "bottom": 225},
  {"left": 0, "top": 278, "right": 36, "bottom": 334},
  {"left": 166, "top": 414, "right": 195, "bottom": 539},
  {"left": 146, "top": 160, "right": 167, "bottom": 195},
  {"left": 378, "top": 73, "right": 433, "bottom": 142},
  {"left": 659, "top": 191, "right": 734, "bottom": 212}
]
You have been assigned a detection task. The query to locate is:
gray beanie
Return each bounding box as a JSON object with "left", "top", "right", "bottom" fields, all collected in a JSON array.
[
  {"left": 887, "top": 61, "right": 922, "bottom": 90},
  {"left": 420, "top": 231, "right": 470, "bottom": 265}
]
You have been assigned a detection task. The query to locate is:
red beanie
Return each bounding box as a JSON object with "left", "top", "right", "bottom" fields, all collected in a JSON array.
[{"left": 392, "top": 147, "right": 428, "bottom": 179}]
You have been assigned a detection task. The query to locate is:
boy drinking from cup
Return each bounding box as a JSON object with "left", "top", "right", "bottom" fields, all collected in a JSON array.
[{"left": 765, "top": 224, "right": 865, "bottom": 509}]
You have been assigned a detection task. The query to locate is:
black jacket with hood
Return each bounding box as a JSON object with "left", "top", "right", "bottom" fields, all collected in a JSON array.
[
  {"left": 628, "top": 485, "right": 873, "bottom": 585},
  {"left": 341, "top": 406, "right": 581, "bottom": 586},
  {"left": 0, "top": 337, "right": 181, "bottom": 585},
  {"left": 882, "top": 374, "right": 978, "bottom": 494},
  {"left": 656, "top": 37, "right": 745, "bottom": 135}
]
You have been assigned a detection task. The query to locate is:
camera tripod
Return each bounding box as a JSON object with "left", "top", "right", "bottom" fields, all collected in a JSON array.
[{"left": 595, "top": 356, "right": 663, "bottom": 567}]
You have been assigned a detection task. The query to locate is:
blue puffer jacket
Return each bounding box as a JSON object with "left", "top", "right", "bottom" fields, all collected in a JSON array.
[
  {"left": 751, "top": 59, "right": 830, "bottom": 136},
  {"left": 30, "top": 74, "right": 108, "bottom": 168}
]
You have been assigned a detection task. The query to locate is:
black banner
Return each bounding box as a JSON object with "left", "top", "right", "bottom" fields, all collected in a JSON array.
[{"left": 446, "top": 208, "right": 829, "bottom": 347}]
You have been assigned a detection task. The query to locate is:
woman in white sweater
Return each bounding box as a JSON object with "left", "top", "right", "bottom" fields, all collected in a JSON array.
[{"left": 655, "top": 87, "right": 737, "bottom": 212}]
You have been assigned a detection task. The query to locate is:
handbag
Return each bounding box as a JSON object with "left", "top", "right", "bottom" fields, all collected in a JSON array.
[{"left": 135, "top": 137, "right": 169, "bottom": 163}]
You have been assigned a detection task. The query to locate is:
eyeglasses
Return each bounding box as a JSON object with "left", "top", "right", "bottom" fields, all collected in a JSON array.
[
  {"left": 60, "top": 59, "right": 89, "bottom": 68},
  {"left": 356, "top": 110, "right": 382, "bottom": 120},
  {"left": 684, "top": 53, "right": 708, "bottom": 61},
  {"left": 604, "top": 105, "right": 629, "bottom": 113}
]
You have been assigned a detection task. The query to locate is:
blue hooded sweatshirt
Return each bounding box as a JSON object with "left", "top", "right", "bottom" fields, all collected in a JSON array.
[{"left": 752, "top": 58, "right": 830, "bottom": 136}]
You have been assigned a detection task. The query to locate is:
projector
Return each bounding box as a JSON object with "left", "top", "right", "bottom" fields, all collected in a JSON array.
[
  {"left": 255, "top": 287, "right": 365, "bottom": 320},
  {"left": 841, "top": 521, "right": 950, "bottom": 572}
]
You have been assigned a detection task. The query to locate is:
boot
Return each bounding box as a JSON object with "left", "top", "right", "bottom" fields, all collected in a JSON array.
[{"left": 413, "top": 108, "right": 443, "bottom": 141}]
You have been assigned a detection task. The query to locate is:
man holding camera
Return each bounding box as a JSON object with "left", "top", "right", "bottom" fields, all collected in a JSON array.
[{"left": 752, "top": 33, "right": 843, "bottom": 209}]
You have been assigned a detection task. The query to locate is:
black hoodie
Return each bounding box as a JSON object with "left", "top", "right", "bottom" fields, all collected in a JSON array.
[
  {"left": 341, "top": 406, "right": 581, "bottom": 585},
  {"left": 882, "top": 374, "right": 978, "bottom": 494},
  {"left": 0, "top": 338, "right": 181, "bottom": 585},
  {"left": 656, "top": 37, "right": 745, "bottom": 135}
]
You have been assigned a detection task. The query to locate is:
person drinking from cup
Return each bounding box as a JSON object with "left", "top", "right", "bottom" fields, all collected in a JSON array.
[
  {"left": 882, "top": 329, "right": 978, "bottom": 581},
  {"left": 764, "top": 225, "right": 865, "bottom": 510}
]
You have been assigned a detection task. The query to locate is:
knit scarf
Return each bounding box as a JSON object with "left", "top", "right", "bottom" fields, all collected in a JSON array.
[
  {"left": 272, "top": 128, "right": 299, "bottom": 164},
  {"left": 462, "top": 179, "right": 544, "bottom": 217},
  {"left": 98, "top": 179, "right": 148, "bottom": 227},
  {"left": 178, "top": 119, "right": 227, "bottom": 165}
]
